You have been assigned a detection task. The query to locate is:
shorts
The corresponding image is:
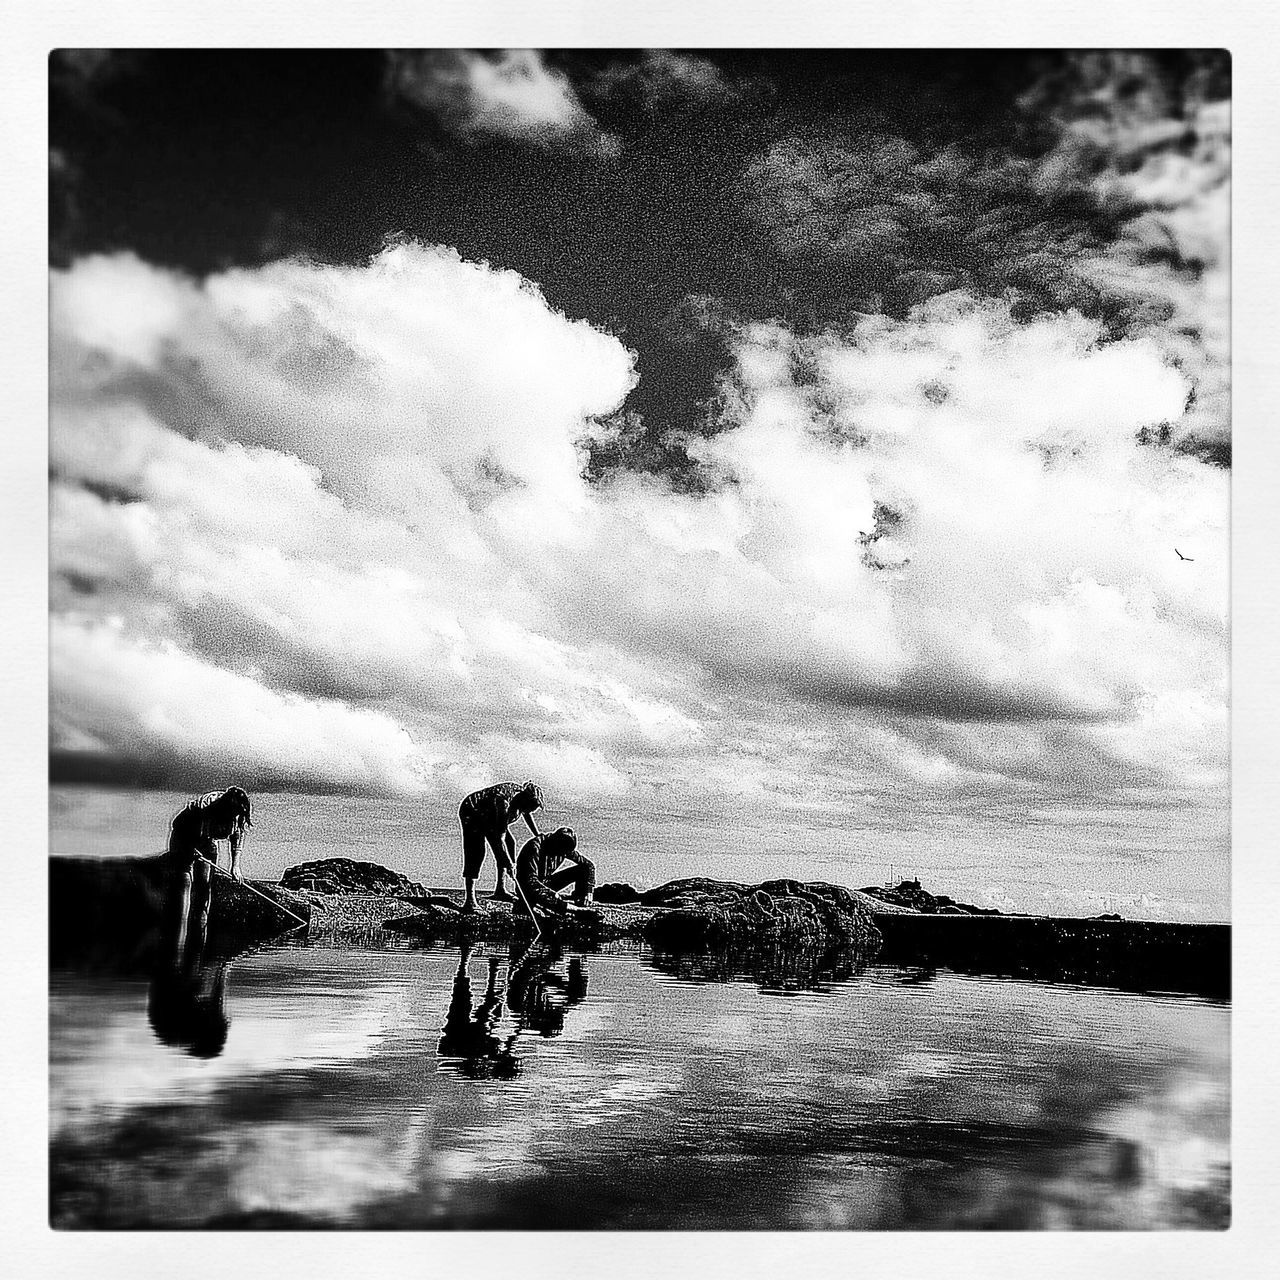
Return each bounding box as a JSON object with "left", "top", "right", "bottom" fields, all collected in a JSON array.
[{"left": 459, "top": 810, "right": 506, "bottom": 880}]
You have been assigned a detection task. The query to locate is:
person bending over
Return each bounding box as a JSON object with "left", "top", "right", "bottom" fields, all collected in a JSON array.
[
  {"left": 513, "top": 827, "right": 595, "bottom": 919},
  {"left": 165, "top": 787, "right": 253, "bottom": 956},
  {"left": 458, "top": 781, "right": 544, "bottom": 912}
]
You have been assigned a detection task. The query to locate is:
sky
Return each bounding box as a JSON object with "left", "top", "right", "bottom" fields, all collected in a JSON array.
[{"left": 47, "top": 49, "right": 1231, "bottom": 916}]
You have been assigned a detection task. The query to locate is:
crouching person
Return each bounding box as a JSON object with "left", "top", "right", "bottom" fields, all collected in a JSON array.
[{"left": 513, "top": 827, "right": 595, "bottom": 919}]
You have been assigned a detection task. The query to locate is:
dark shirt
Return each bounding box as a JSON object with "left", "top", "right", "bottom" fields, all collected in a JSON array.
[
  {"left": 170, "top": 791, "right": 245, "bottom": 845},
  {"left": 515, "top": 834, "right": 588, "bottom": 882},
  {"left": 459, "top": 782, "right": 530, "bottom": 834}
]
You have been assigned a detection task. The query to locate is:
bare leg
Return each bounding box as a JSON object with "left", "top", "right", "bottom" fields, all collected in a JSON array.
[
  {"left": 461, "top": 823, "right": 485, "bottom": 911},
  {"left": 190, "top": 856, "right": 213, "bottom": 956},
  {"left": 491, "top": 834, "right": 514, "bottom": 901},
  {"left": 172, "top": 866, "right": 194, "bottom": 962}
]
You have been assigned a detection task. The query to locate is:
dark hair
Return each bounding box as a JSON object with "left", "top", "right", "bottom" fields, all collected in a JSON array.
[
  {"left": 222, "top": 787, "right": 253, "bottom": 827},
  {"left": 515, "top": 782, "right": 544, "bottom": 811},
  {"left": 545, "top": 826, "right": 576, "bottom": 856}
]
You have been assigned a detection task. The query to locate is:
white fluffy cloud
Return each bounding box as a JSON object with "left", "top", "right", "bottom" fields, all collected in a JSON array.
[
  {"left": 386, "top": 50, "right": 620, "bottom": 159},
  {"left": 50, "top": 243, "right": 1227, "bottom": 905},
  {"left": 1030, "top": 54, "right": 1231, "bottom": 457}
]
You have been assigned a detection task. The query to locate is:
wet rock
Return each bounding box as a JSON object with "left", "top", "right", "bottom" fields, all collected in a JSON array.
[
  {"left": 50, "top": 854, "right": 310, "bottom": 963},
  {"left": 641, "top": 878, "right": 880, "bottom": 953},
  {"left": 858, "top": 878, "right": 1004, "bottom": 916},
  {"left": 280, "top": 858, "right": 427, "bottom": 897},
  {"left": 379, "top": 879, "right": 881, "bottom": 954},
  {"left": 383, "top": 901, "right": 521, "bottom": 943},
  {"left": 639, "top": 876, "right": 750, "bottom": 907},
  {"left": 211, "top": 879, "right": 311, "bottom": 935},
  {"left": 594, "top": 882, "right": 643, "bottom": 904}
]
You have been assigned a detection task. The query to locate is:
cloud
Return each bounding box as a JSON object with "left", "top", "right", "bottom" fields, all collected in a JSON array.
[
  {"left": 582, "top": 297, "right": 1226, "bottom": 795},
  {"left": 733, "top": 53, "right": 1229, "bottom": 466},
  {"left": 736, "top": 133, "right": 1106, "bottom": 319},
  {"left": 385, "top": 50, "right": 620, "bottom": 159},
  {"left": 588, "top": 51, "right": 742, "bottom": 113},
  {"left": 50, "top": 244, "right": 1226, "bottom": 843},
  {"left": 50, "top": 616, "right": 441, "bottom": 796},
  {"left": 1024, "top": 53, "right": 1231, "bottom": 461},
  {"left": 49, "top": 49, "right": 141, "bottom": 101}
]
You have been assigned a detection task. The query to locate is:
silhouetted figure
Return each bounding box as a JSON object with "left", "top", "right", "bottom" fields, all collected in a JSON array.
[
  {"left": 147, "top": 957, "right": 230, "bottom": 1058},
  {"left": 147, "top": 867, "right": 231, "bottom": 1058},
  {"left": 437, "top": 944, "right": 519, "bottom": 1079},
  {"left": 1175, "top": 548, "right": 1194, "bottom": 561},
  {"left": 506, "top": 945, "right": 589, "bottom": 1041},
  {"left": 513, "top": 828, "right": 595, "bottom": 921},
  {"left": 457, "top": 781, "right": 544, "bottom": 911},
  {"left": 165, "top": 788, "right": 253, "bottom": 956}
]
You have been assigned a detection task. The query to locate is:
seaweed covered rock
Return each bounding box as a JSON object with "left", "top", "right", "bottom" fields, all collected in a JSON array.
[
  {"left": 641, "top": 878, "right": 880, "bottom": 953},
  {"left": 213, "top": 879, "right": 311, "bottom": 935},
  {"left": 281, "top": 858, "right": 427, "bottom": 898},
  {"left": 594, "top": 882, "right": 643, "bottom": 904},
  {"left": 639, "top": 877, "right": 749, "bottom": 907},
  {"left": 383, "top": 901, "right": 522, "bottom": 943},
  {"left": 381, "top": 877, "right": 881, "bottom": 953}
]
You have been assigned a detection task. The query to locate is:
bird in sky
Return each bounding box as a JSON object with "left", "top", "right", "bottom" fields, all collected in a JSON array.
[{"left": 1175, "top": 548, "right": 1194, "bottom": 561}]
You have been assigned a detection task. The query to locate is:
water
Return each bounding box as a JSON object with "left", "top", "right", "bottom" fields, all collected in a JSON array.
[{"left": 49, "top": 938, "right": 1229, "bottom": 1230}]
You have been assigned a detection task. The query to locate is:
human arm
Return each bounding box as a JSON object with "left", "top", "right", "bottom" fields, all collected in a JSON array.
[{"left": 229, "top": 828, "right": 245, "bottom": 883}]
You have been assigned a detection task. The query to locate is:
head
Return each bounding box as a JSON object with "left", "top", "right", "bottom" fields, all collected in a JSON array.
[
  {"left": 219, "top": 787, "right": 253, "bottom": 829},
  {"left": 544, "top": 826, "right": 577, "bottom": 857},
  {"left": 513, "top": 781, "right": 544, "bottom": 815}
]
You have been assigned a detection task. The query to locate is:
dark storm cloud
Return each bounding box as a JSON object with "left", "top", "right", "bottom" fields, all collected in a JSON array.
[
  {"left": 583, "top": 50, "right": 746, "bottom": 114},
  {"left": 733, "top": 51, "right": 1228, "bottom": 334},
  {"left": 737, "top": 132, "right": 1124, "bottom": 321},
  {"left": 775, "top": 664, "right": 1119, "bottom": 726}
]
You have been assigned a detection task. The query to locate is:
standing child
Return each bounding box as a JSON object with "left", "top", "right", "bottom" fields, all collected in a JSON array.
[
  {"left": 165, "top": 787, "right": 253, "bottom": 957},
  {"left": 457, "top": 781, "right": 544, "bottom": 912}
]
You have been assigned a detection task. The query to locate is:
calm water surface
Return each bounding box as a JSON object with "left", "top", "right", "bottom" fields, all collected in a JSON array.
[{"left": 50, "top": 940, "right": 1229, "bottom": 1230}]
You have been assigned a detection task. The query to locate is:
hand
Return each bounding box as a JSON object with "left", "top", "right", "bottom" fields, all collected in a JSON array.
[{"left": 232, "top": 864, "right": 245, "bottom": 884}]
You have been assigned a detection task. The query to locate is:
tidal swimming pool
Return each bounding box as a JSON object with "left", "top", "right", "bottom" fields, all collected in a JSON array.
[{"left": 49, "top": 940, "right": 1229, "bottom": 1230}]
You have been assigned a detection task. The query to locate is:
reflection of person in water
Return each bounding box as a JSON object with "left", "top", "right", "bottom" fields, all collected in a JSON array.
[
  {"left": 437, "top": 944, "right": 519, "bottom": 1079},
  {"left": 147, "top": 864, "right": 231, "bottom": 1057},
  {"left": 147, "top": 957, "right": 230, "bottom": 1058},
  {"left": 506, "top": 945, "right": 589, "bottom": 1040}
]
